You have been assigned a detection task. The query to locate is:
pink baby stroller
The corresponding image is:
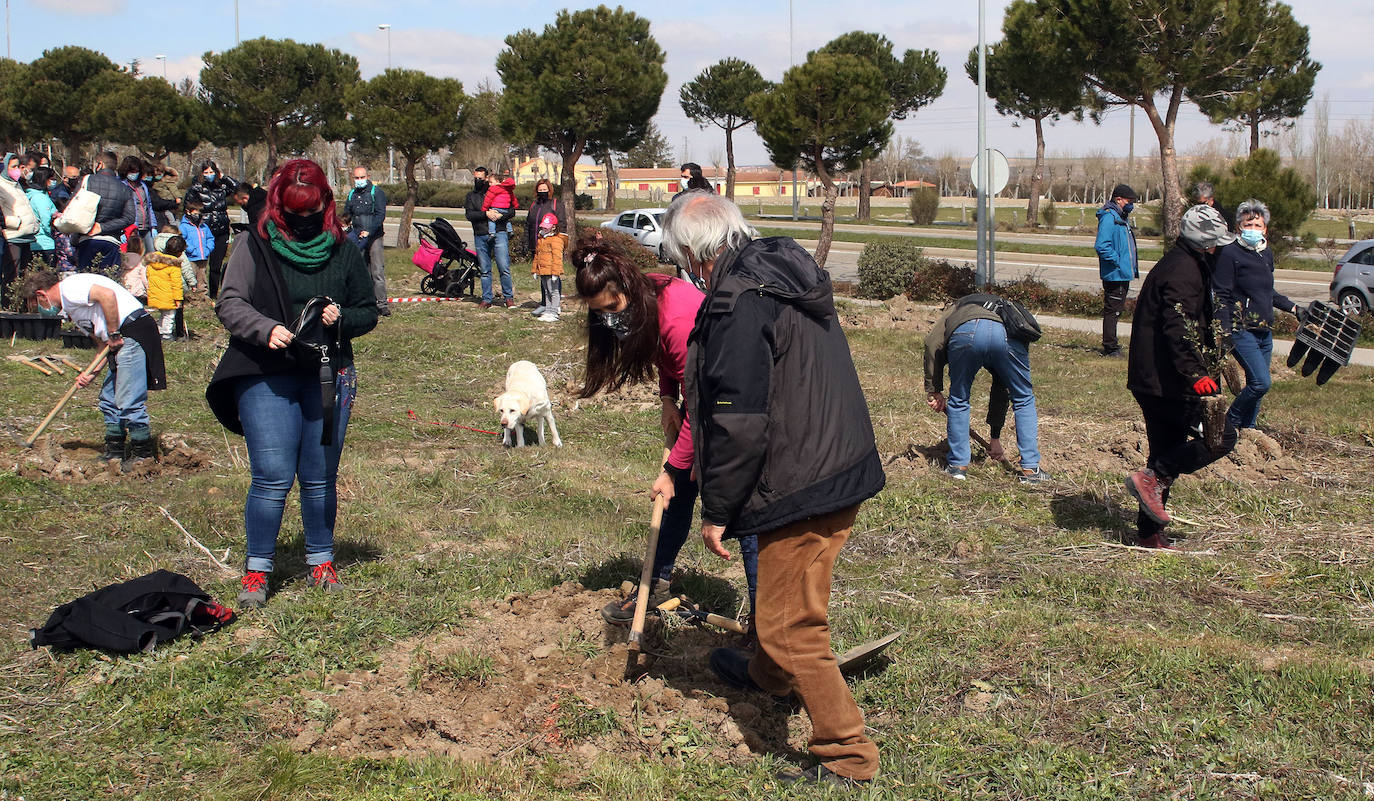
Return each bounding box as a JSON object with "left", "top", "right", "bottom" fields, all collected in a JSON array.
[{"left": 412, "top": 217, "right": 480, "bottom": 297}]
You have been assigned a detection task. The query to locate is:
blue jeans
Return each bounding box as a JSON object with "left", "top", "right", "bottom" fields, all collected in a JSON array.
[
  {"left": 97, "top": 335, "right": 149, "bottom": 437},
  {"left": 1227, "top": 328, "right": 1272, "bottom": 429},
  {"left": 77, "top": 238, "right": 121, "bottom": 274},
  {"left": 473, "top": 229, "right": 513, "bottom": 303},
  {"left": 234, "top": 367, "right": 356, "bottom": 573},
  {"left": 653, "top": 468, "right": 760, "bottom": 613},
  {"left": 946, "top": 318, "right": 1040, "bottom": 469}
]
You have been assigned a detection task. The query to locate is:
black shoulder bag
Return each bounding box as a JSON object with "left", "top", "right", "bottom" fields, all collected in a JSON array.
[{"left": 291, "top": 295, "right": 342, "bottom": 445}]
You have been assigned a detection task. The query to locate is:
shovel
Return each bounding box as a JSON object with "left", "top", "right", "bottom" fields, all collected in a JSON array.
[
  {"left": 624, "top": 494, "right": 667, "bottom": 679},
  {"left": 21, "top": 346, "right": 110, "bottom": 448},
  {"left": 837, "top": 630, "right": 903, "bottom": 676}
]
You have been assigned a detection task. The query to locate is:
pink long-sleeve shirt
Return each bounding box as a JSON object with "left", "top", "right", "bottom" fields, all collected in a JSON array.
[{"left": 652, "top": 273, "right": 705, "bottom": 471}]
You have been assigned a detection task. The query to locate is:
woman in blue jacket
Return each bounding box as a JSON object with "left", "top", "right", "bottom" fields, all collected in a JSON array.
[
  {"left": 24, "top": 166, "right": 59, "bottom": 267},
  {"left": 1212, "top": 199, "right": 1303, "bottom": 430}
]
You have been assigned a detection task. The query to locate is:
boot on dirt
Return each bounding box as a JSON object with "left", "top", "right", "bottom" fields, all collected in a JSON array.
[
  {"left": 1125, "top": 468, "right": 1171, "bottom": 525},
  {"left": 238, "top": 570, "right": 269, "bottom": 609},
  {"left": 1137, "top": 533, "right": 1177, "bottom": 550},
  {"left": 602, "top": 578, "right": 671, "bottom": 625},
  {"left": 101, "top": 434, "right": 126, "bottom": 461},
  {"left": 123, "top": 435, "right": 156, "bottom": 469},
  {"left": 307, "top": 561, "right": 343, "bottom": 593}
]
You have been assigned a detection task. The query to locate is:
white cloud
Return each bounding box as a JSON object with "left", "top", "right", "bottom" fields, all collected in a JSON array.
[{"left": 32, "top": 0, "right": 125, "bottom": 14}]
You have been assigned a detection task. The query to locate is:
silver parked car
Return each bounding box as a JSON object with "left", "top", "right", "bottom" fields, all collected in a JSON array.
[
  {"left": 601, "top": 208, "right": 668, "bottom": 261},
  {"left": 1331, "top": 238, "right": 1374, "bottom": 316}
]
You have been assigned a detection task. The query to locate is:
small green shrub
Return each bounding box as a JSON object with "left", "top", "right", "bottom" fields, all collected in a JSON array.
[
  {"left": 857, "top": 239, "right": 928, "bottom": 300},
  {"left": 908, "top": 187, "right": 939, "bottom": 225},
  {"left": 575, "top": 192, "right": 594, "bottom": 210},
  {"left": 574, "top": 223, "right": 659, "bottom": 273},
  {"left": 1040, "top": 200, "right": 1058, "bottom": 229},
  {"left": 906, "top": 258, "right": 975, "bottom": 302}
]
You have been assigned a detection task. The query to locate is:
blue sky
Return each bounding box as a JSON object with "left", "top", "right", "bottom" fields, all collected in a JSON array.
[{"left": 10, "top": 0, "right": 1372, "bottom": 167}]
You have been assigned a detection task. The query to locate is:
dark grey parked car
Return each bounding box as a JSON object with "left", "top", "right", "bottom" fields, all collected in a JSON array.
[{"left": 1331, "top": 239, "right": 1374, "bottom": 316}]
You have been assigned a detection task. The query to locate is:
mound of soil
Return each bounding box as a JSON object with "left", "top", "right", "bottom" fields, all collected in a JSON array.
[
  {"left": 840, "top": 296, "right": 942, "bottom": 332},
  {"left": 288, "top": 581, "right": 806, "bottom": 767},
  {"left": 6, "top": 432, "right": 213, "bottom": 482},
  {"left": 895, "top": 421, "right": 1300, "bottom": 484}
]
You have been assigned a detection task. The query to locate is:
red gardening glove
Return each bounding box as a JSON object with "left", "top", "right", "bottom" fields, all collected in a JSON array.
[{"left": 1192, "top": 376, "right": 1219, "bottom": 395}]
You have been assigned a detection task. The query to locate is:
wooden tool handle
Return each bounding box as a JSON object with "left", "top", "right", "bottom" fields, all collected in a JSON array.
[
  {"left": 23, "top": 346, "right": 111, "bottom": 448},
  {"left": 701, "top": 613, "right": 747, "bottom": 635},
  {"left": 37, "top": 356, "right": 65, "bottom": 375},
  {"left": 15, "top": 358, "right": 52, "bottom": 376},
  {"left": 627, "top": 495, "right": 667, "bottom": 650}
]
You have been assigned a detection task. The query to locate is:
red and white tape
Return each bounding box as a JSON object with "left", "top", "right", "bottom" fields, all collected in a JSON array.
[{"left": 386, "top": 296, "right": 463, "bottom": 304}]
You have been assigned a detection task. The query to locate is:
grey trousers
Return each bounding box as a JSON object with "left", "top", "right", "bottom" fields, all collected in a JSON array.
[{"left": 365, "top": 233, "right": 387, "bottom": 309}]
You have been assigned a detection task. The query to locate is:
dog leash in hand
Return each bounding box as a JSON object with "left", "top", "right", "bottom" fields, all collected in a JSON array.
[{"left": 405, "top": 409, "right": 501, "bottom": 437}]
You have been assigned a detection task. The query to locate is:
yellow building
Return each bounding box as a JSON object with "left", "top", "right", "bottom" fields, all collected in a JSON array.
[
  {"left": 616, "top": 167, "right": 816, "bottom": 201},
  {"left": 514, "top": 157, "right": 604, "bottom": 193}
]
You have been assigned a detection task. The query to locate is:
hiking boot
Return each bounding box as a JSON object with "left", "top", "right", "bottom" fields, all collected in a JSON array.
[
  {"left": 100, "top": 434, "right": 126, "bottom": 461},
  {"left": 307, "top": 561, "right": 343, "bottom": 592},
  {"left": 1137, "top": 533, "right": 1177, "bottom": 550},
  {"left": 775, "top": 764, "right": 871, "bottom": 790},
  {"left": 1018, "top": 467, "right": 1051, "bottom": 485},
  {"left": 504, "top": 298, "right": 517, "bottom": 308},
  {"left": 123, "top": 436, "right": 156, "bottom": 466},
  {"left": 1125, "top": 468, "right": 1171, "bottom": 525},
  {"left": 478, "top": 301, "right": 492, "bottom": 309},
  {"left": 602, "top": 578, "right": 671, "bottom": 625},
  {"left": 709, "top": 647, "right": 765, "bottom": 692},
  {"left": 943, "top": 464, "right": 967, "bottom": 480},
  {"left": 238, "top": 570, "right": 268, "bottom": 609}
]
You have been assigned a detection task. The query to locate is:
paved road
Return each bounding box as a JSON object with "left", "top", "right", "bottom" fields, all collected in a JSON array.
[
  {"left": 380, "top": 218, "right": 1334, "bottom": 303},
  {"left": 788, "top": 239, "right": 1333, "bottom": 303}
]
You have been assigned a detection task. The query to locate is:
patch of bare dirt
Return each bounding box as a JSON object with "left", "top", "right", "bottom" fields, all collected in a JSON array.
[
  {"left": 889, "top": 420, "right": 1303, "bottom": 483},
  {"left": 840, "top": 296, "right": 942, "bottom": 332},
  {"left": 4, "top": 432, "right": 214, "bottom": 483},
  {"left": 287, "top": 581, "right": 806, "bottom": 767}
]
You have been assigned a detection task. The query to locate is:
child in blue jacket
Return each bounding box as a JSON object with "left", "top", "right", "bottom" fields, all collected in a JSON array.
[{"left": 178, "top": 200, "right": 215, "bottom": 293}]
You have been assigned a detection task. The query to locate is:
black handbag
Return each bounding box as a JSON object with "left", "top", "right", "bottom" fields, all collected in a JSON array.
[{"left": 291, "top": 295, "right": 341, "bottom": 445}]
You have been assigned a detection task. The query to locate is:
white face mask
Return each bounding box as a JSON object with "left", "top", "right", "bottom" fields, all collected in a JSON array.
[{"left": 680, "top": 177, "right": 690, "bottom": 190}]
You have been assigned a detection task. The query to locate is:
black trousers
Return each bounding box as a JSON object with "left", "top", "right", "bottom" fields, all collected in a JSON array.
[
  {"left": 1133, "top": 392, "right": 1237, "bottom": 536},
  {"left": 1102, "top": 280, "right": 1130, "bottom": 353},
  {"left": 207, "top": 233, "right": 229, "bottom": 299}
]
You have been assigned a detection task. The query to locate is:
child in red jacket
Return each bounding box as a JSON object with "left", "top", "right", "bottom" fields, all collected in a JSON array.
[{"left": 481, "top": 174, "right": 519, "bottom": 235}]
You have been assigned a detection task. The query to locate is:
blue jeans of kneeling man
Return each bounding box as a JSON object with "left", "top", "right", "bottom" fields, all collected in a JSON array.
[
  {"left": 945, "top": 318, "right": 1040, "bottom": 470},
  {"left": 98, "top": 334, "right": 150, "bottom": 438},
  {"left": 234, "top": 367, "right": 356, "bottom": 573},
  {"left": 1226, "top": 328, "right": 1272, "bottom": 429}
]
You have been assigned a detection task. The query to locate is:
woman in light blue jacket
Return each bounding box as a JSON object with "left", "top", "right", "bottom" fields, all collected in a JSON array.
[{"left": 24, "top": 166, "right": 59, "bottom": 268}]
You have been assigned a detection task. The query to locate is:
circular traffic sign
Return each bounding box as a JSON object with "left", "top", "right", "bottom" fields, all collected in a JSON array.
[{"left": 970, "top": 148, "right": 1010, "bottom": 194}]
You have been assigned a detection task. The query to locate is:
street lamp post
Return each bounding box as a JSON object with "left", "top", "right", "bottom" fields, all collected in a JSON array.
[
  {"left": 379, "top": 24, "right": 394, "bottom": 184},
  {"left": 155, "top": 54, "right": 167, "bottom": 79}
]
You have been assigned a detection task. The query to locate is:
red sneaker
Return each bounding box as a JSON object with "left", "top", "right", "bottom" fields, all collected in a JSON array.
[
  {"left": 237, "top": 570, "right": 268, "bottom": 608},
  {"left": 504, "top": 298, "right": 516, "bottom": 308},
  {"left": 1126, "top": 469, "right": 1171, "bottom": 525},
  {"left": 478, "top": 301, "right": 492, "bottom": 309},
  {"left": 307, "top": 561, "right": 343, "bottom": 593}
]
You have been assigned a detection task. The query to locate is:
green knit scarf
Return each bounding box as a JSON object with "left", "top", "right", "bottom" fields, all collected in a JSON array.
[{"left": 266, "top": 222, "right": 334, "bottom": 271}]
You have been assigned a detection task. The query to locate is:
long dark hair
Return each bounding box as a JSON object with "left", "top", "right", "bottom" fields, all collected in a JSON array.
[{"left": 574, "top": 236, "right": 662, "bottom": 398}]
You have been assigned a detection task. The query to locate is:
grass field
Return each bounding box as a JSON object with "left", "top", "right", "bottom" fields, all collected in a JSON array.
[{"left": 3, "top": 249, "right": 1372, "bottom": 800}]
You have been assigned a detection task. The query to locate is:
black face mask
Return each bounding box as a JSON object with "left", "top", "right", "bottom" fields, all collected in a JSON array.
[
  {"left": 283, "top": 209, "right": 326, "bottom": 240},
  {"left": 474, "top": 178, "right": 489, "bottom": 192},
  {"left": 537, "top": 191, "right": 549, "bottom": 202}
]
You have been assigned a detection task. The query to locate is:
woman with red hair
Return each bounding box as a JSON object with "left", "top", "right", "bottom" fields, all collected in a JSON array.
[{"left": 206, "top": 159, "right": 379, "bottom": 608}]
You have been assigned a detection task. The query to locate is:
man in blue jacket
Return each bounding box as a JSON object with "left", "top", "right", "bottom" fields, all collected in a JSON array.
[
  {"left": 344, "top": 166, "right": 389, "bottom": 316},
  {"left": 1094, "top": 183, "right": 1138, "bottom": 357}
]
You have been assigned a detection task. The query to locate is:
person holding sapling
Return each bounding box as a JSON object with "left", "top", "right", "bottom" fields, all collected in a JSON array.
[{"left": 1124, "top": 205, "right": 1239, "bottom": 550}]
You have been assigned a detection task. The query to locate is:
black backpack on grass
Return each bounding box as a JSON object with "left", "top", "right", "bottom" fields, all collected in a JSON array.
[{"left": 30, "top": 570, "right": 235, "bottom": 654}]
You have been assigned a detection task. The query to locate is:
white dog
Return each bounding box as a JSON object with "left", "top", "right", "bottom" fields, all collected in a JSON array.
[{"left": 493, "top": 360, "right": 562, "bottom": 448}]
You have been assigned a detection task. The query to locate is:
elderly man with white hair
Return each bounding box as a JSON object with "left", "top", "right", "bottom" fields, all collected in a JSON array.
[{"left": 661, "top": 190, "right": 885, "bottom": 789}]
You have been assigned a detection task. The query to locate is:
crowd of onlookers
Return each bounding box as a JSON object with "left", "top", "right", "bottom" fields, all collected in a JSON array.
[{"left": 0, "top": 150, "right": 263, "bottom": 332}]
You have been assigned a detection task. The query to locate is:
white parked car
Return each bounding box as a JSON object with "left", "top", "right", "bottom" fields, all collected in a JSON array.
[{"left": 601, "top": 208, "right": 668, "bottom": 261}]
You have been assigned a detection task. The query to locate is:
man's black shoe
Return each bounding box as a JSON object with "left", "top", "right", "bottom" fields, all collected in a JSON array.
[
  {"left": 775, "top": 764, "right": 871, "bottom": 790},
  {"left": 709, "top": 647, "right": 764, "bottom": 691}
]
